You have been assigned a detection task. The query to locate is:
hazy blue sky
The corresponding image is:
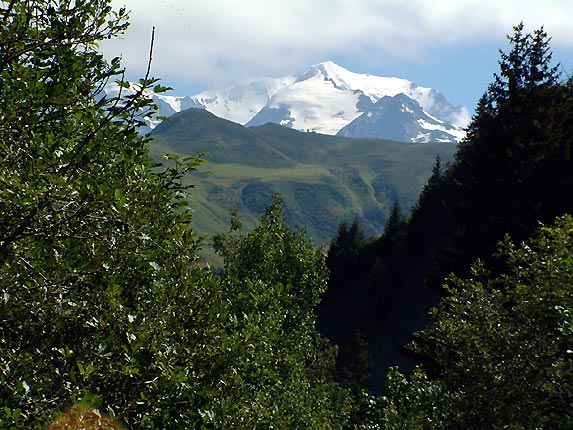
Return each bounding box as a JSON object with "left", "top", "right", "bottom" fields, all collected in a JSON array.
[{"left": 102, "top": 0, "right": 573, "bottom": 114}]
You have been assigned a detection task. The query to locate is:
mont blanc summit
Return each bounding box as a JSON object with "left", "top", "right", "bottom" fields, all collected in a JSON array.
[{"left": 191, "top": 61, "right": 469, "bottom": 142}]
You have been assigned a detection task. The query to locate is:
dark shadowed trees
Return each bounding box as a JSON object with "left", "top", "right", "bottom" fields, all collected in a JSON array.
[
  {"left": 383, "top": 215, "right": 573, "bottom": 429},
  {"left": 449, "top": 23, "right": 573, "bottom": 272}
]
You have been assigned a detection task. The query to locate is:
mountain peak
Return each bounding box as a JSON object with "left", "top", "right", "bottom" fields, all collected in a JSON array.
[
  {"left": 108, "top": 62, "right": 471, "bottom": 141},
  {"left": 308, "top": 60, "right": 349, "bottom": 76},
  {"left": 295, "top": 61, "right": 351, "bottom": 85},
  {"left": 244, "top": 63, "right": 469, "bottom": 138},
  {"left": 337, "top": 93, "right": 465, "bottom": 143}
]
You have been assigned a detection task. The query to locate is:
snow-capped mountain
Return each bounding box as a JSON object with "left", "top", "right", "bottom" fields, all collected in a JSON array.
[
  {"left": 190, "top": 61, "right": 470, "bottom": 142},
  {"left": 104, "top": 61, "right": 470, "bottom": 142},
  {"left": 337, "top": 93, "right": 465, "bottom": 143}
]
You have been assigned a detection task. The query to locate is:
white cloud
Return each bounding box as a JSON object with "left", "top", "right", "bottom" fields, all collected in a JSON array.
[{"left": 102, "top": 0, "right": 573, "bottom": 93}]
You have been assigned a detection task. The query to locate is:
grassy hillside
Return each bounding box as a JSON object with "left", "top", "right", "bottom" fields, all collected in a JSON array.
[{"left": 149, "top": 109, "right": 458, "bottom": 251}]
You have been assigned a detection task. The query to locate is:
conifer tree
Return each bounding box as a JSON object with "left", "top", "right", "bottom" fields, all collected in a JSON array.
[
  {"left": 326, "top": 217, "right": 366, "bottom": 291},
  {"left": 449, "top": 23, "right": 572, "bottom": 271},
  {"left": 381, "top": 200, "right": 403, "bottom": 250}
]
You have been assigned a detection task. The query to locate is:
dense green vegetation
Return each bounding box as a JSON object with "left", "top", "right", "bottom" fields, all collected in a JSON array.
[
  {"left": 1, "top": 1, "right": 572, "bottom": 428},
  {"left": 150, "top": 109, "right": 456, "bottom": 246},
  {"left": 382, "top": 215, "right": 573, "bottom": 428},
  {"left": 0, "top": 2, "right": 350, "bottom": 428},
  {"left": 319, "top": 22, "right": 573, "bottom": 422}
]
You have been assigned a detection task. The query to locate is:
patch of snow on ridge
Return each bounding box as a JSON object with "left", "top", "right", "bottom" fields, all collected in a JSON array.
[
  {"left": 159, "top": 95, "right": 183, "bottom": 113},
  {"left": 417, "top": 119, "right": 466, "bottom": 141},
  {"left": 423, "top": 111, "right": 445, "bottom": 124},
  {"left": 190, "top": 75, "right": 297, "bottom": 125},
  {"left": 401, "top": 104, "right": 414, "bottom": 114},
  {"left": 413, "top": 132, "right": 431, "bottom": 143}
]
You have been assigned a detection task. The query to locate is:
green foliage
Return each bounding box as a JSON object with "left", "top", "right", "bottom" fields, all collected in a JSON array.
[
  {"left": 404, "top": 155, "right": 451, "bottom": 256},
  {"left": 382, "top": 215, "right": 573, "bottom": 428},
  {"left": 1, "top": 2, "right": 350, "bottom": 429},
  {"left": 328, "top": 219, "right": 366, "bottom": 267},
  {"left": 325, "top": 218, "right": 369, "bottom": 295},
  {"left": 374, "top": 200, "right": 405, "bottom": 258},
  {"left": 0, "top": 1, "right": 210, "bottom": 428},
  {"left": 212, "top": 195, "right": 351, "bottom": 428},
  {"left": 6, "top": 4, "right": 572, "bottom": 428}
]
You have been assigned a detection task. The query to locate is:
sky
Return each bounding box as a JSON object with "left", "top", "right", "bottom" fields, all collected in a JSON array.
[{"left": 102, "top": 0, "right": 573, "bottom": 114}]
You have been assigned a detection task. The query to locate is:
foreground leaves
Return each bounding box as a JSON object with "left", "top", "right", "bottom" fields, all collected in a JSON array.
[
  {"left": 0, "top": 1, "right": 349, "bottom": 428},
  {"left": 383, "top": 215, "right": 573, "bottom": 429}
]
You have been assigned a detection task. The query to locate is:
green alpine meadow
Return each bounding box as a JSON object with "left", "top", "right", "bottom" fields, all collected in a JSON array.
[{"left": 149, "top": 108, "right": 457, "bottom": 249}]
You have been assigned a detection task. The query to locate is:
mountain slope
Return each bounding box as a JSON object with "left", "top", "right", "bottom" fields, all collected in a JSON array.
[
  {"left": 150, "top": 109, "right": 457, "bottom": 248},
  {"left": 149, "top": 108, "right": 294, "bottom": 167},
  {"left": 337, "top": 93, "right": 464, "bottom": 142}
]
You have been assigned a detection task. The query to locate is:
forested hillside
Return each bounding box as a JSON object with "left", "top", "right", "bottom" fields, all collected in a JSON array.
[{"left": 1, "top": 2, "right": 572, "bottom": 429}]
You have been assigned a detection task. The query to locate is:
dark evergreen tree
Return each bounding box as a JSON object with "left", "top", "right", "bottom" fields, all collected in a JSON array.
[
  {"left": 326, "top": 217, "right": 367, "bottom": 292},
  {"left": 449, "top": 23, "right": 572, "bottom": 273},
  {"left": 367, "top": 200, "right": 407, "bottom": 301},
  {"left": 405, "top": 155, "right": 453, "bottom": 257},
  {"left": 416, "top": 156, "right": 445, "bottom": 212},
  {"left": 382, "top": 200, "right": 403, "bottom": 249}
]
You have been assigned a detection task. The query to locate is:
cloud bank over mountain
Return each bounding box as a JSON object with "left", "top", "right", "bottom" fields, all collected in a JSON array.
[{"left": 104, "top": 0, "right": 573, "bottom": 110}]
